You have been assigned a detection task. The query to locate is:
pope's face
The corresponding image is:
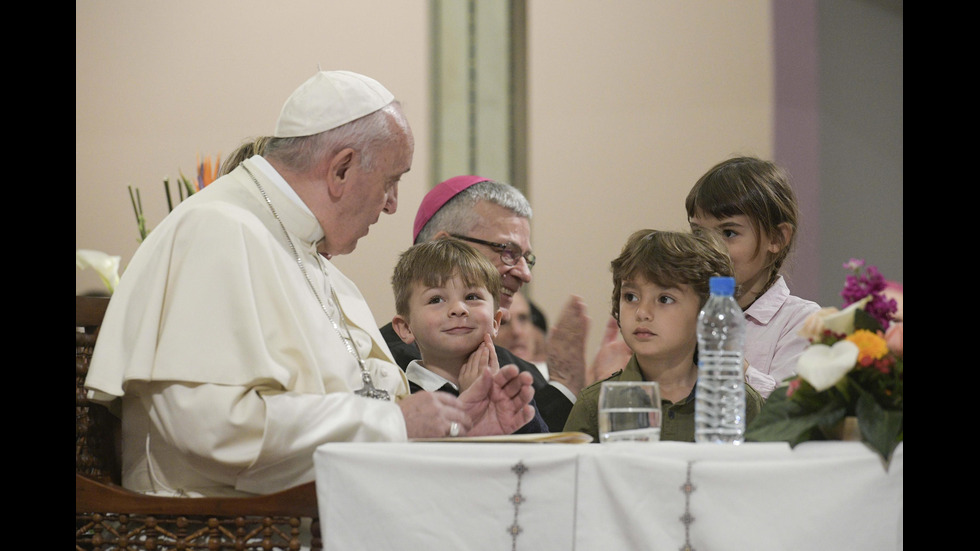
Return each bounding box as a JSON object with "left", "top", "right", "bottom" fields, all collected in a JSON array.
[{"left": 326, "top": 111, "right": 414, "bottom": 256}]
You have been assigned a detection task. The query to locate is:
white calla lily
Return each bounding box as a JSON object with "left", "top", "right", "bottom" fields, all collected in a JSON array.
[
  {"left": 821, "top": 296, "right": 871, "bottom": 335},
  {"left": 798, "top": 296, "right": 872, "bottom": 340},
  {"left": 795, "top": 340, "right": 859, "bottom": 391},
  {"left": 76, "top": 249, "right": 121, "bottom": 293}
]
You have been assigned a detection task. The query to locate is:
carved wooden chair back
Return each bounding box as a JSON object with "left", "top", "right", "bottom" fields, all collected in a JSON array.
[{"left": 75, "top": 295, "right": 321, "bottom": 550}]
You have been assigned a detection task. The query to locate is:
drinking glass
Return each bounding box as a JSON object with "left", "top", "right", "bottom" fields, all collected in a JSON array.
[{"left": 598, "top": 381, "right": 662, "bottom": 443}]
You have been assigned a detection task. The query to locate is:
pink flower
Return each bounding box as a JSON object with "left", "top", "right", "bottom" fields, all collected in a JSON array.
[{"left": 884, "top": 322, "right": 903, "bottom": 357}]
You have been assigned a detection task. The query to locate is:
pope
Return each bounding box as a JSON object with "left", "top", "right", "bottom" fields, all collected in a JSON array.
[{"left": 85, "top": 70, "right": 535, "bottom": 497}]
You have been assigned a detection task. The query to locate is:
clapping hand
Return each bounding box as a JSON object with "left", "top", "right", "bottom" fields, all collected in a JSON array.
[
  {"left": 587, "top": 316, "right": 632, "bottom": 385},
  {"left": 545, "top": 295, "right": 589, "bottom": 395}
]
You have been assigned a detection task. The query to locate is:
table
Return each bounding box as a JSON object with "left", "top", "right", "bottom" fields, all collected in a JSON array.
[{"left": 313, "top": 440, "right": 903, "bottom": 551}]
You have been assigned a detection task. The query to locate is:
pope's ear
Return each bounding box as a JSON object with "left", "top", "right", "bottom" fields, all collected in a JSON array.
[
  {"left": 391, "top": 315, "right": 415, "bottom": 345},
  {"left": 324, "top": 148, "right": 356, "bottom": 197}
]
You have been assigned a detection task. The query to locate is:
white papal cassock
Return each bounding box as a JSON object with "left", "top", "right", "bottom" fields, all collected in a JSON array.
[{"left": 86, "top": 156, "right": 410, "bottom": 497}]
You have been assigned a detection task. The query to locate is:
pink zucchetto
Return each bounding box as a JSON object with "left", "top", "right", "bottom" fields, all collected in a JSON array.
[
  {"left": 274, "top": 70, "right": 395, "bottom": 138},
  {"left": 412, "top": 175, "right": 490, "bottom": 243}
]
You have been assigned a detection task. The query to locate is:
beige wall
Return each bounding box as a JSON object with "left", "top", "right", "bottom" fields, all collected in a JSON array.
[
  {"left": 76, "top": 0, "right": 433, "bottom": 337},
  {"left": 76, "top": 1, "right": 773, "bottom": 362},
  {"left": 525, "top": 1, "right": 772, "bottom": 359}
]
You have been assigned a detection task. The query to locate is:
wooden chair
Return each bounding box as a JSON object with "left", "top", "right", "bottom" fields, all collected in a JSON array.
[{"left": 76, "top": 295, "right": 322, "bottom": 550}]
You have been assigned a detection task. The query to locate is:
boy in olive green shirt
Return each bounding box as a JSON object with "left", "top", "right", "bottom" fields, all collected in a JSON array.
[{"left": 563, "top": 230, "right": 764, "bottom": 442}]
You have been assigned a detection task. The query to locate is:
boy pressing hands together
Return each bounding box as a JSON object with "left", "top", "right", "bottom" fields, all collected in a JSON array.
[{"left": 391, "top": 237, "right": 549, "bottom": 434}]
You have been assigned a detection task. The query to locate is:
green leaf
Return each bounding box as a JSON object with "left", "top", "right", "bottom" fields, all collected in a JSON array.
[
  {"left": 164, "top": 178, "right": 174, "bottom": 212},
  {"left": 854, "top": 308, "right": 883, "bottom": 333},
  {"left": 745, "top": 389, "right": 848, "bottom": 447},
  {"left": 179, "top": 172, "right": 196, "bottom": 199},
  {"left": 855, "top": 393, "right": 903, "bottom": 464},
  {"left": 128, "top": 185, "right": 148, "bottom": 242}
]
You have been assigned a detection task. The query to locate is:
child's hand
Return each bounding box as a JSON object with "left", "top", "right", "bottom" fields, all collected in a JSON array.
[
  {"left": 459, "top": 334, "right": 499, "bottom": 391},
  {"left": 484, "top": 333, "right": 500, "bottom": 374}
]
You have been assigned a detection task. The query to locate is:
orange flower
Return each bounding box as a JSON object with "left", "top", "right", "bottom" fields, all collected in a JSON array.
[
  {"left": 845, "top": 329, "right": 889, "bottom": 364},
  {"left": 197, "top": 153, "right": 221, "bottom": 189}
]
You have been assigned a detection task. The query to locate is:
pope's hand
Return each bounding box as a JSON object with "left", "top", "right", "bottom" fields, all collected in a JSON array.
[
  {"left": 459, "top": 360, "right": 535, "bottom": 436},
  {"left": 400, "top": 391, "right": 471, "bottom": 438}
]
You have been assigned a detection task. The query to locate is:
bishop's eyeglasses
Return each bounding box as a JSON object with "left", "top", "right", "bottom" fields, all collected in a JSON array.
[{"left": 450, "top": 234, "right": 537, "bottom": 268}]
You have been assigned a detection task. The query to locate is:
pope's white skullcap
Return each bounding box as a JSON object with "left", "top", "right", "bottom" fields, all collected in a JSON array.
[{"left": 274, "top": 70, "right": 395, "bottom": 138}]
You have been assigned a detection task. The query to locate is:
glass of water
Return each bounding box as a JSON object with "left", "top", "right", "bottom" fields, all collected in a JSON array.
[{"left": 598, "top": 381, "right": 662, "bottom": 443}]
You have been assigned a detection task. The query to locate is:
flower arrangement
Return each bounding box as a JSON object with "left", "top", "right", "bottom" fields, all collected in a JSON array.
[
  {"left": 745, "top": 259, "right": 903, "bottom": 463},
  {"left": 129, "top": 153, "right": 221, "bottom": 241},
  {"left": 79, "top": 155, "right": 221, "bottom": 295},
  {"left": 76, "top": 249, "right": 122, "bottom": 294}
]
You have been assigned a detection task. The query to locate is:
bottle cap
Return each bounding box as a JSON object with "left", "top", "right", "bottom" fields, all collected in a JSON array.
[{"left": 709, "top": 276, "right": 736, "bottom": 296}]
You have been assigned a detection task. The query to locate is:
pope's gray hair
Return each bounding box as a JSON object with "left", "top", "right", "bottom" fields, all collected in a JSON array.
[{"left": 264, "top": 101, "right": 406, "bottom": 174}]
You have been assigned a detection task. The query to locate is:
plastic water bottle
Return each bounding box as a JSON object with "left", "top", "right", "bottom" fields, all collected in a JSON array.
[{"left": 694, "top": 276, "right": 747, "bottom": 444}]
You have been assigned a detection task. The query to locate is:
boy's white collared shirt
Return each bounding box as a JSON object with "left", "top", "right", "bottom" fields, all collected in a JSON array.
[{"left": 405, "top": 360, "right": 460, "bottom": 393}]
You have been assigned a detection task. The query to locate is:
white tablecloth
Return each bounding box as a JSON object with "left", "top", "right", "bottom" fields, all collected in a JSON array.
[{"left": 313, "top": 441, "right": 903, "bottom": 551}]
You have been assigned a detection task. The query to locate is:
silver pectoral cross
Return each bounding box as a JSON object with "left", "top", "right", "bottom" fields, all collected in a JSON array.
[{"left": 354, "top": 370, "right": 391, "bottom": 401}]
